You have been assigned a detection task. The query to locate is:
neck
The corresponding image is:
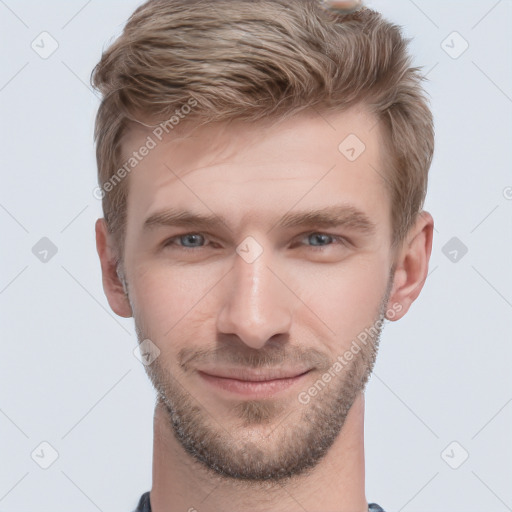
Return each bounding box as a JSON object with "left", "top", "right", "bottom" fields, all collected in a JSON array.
[{"left": 149, "top": 393, "right": 368, "bottom": 512}]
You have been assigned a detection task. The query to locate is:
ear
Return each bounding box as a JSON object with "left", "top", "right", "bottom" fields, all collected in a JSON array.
[
  {"left": 386, "top": 211, "right": 434, "bottom": 321},
  {"left": 95, "top": 218, "right": 133, "bottom": 318}
]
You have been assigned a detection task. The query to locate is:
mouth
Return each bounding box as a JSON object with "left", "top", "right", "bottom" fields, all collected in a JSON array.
[{"left": 197, "top": 368, "right": 312, "bottom": 398}]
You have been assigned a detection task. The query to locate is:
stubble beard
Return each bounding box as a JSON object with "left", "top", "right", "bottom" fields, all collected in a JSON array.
[{"left": 133, "top": 280, "right": 392, "bottom": 485}]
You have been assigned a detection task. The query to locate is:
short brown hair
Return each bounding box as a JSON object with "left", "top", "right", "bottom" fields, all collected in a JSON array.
[{"left": 91, "top": 0, "right": 434, "bottom": 260}]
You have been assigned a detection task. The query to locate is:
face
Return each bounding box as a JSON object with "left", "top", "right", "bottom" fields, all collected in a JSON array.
[{"left": 119, "top": 106, "right": 398, "bottom": 482}]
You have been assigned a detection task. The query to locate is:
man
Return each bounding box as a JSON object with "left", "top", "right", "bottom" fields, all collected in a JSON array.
[{"left": 92, "top": 0, "right": 434, "bottom": 510}]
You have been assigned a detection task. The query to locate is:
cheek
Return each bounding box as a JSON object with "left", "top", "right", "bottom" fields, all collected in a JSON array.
[
  {"left": 297, "top": 259, "right": 388, "bottom": 342},
  {"left": 129, "top": 253, "right": 390, "bottom": 352},
  {"left": 129, "top": 263, "right": 219, "bottom": 340}
]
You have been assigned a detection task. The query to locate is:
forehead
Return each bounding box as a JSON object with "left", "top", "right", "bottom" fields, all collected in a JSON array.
[{"left": 121, "top": 106, "right": 390, "bottom": 233}]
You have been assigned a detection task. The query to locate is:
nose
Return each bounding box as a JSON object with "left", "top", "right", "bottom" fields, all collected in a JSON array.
[{"left": 216, "top": 245, "right": 293, "bottom": 350}]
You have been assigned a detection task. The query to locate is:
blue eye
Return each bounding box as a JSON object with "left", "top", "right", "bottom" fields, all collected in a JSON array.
[
  {"left": 164, "top": 233, "right": 207, "bottom": 249},
  {"left": 180, "top": 234, "right": 205, "bottom": 247},
  {"left": 162, "top": 232, "right": 348, "bottom": 252},
  {"left": 298, "top": 232, "right": 349, "bottom": 251},
  {"left": 305, "top": 233, "right": 335, "bottom": 247}
]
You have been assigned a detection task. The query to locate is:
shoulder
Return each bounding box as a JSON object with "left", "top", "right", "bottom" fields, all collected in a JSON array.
[
  {"left": 368, "top": 503, "right": 387, "bottom": 512},
  {"left": 132, "top": 491, "right": 151, "bottom": 512}
]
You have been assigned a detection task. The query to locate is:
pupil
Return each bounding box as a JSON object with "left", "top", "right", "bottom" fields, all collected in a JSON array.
[
  {"left": 183, "top": 234, "right": 202, "bottom": 246},
  {"left": 311, "top": 233, "right": 329, "bottom": 246}
]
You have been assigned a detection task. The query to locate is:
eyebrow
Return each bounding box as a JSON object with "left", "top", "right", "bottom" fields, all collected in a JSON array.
[{"left": 142, "top": 204, "right": 376, "bottom": 235}]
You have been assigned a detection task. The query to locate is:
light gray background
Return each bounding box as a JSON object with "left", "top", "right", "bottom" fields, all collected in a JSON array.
[{"left": 1, "top": 1, "right": 511, "bottom": 511}]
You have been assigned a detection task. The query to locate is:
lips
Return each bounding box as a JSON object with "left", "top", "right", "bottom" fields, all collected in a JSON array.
[
  {"left": 197, "top": 367, "right": 312, "bottom": 382},
  {"left": 197, "top": 368, "right": 312, "bottom": 397}
]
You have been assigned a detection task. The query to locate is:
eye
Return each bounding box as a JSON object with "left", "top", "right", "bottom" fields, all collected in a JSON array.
[
  {"left": 299, "top": 232, "right": 349, "bottom": 250},
  {"left": 161, "top": 232, "right": 350, "bottom": 253},
  {"left": 163, "top": 233, "right": 209, "bottom": 249}
]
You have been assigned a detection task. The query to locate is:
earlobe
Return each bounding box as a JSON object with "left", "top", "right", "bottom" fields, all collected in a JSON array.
[
  {"left": 95, "top": 218, "right": 133, "bottom": 318},
  {"left": 386, "top": 211, "right": 434, "bottom": 321}
]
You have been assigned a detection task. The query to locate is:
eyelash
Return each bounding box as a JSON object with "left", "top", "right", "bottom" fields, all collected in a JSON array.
[{"left": 162, "top": 232, "right": 350, "bottom": 252}]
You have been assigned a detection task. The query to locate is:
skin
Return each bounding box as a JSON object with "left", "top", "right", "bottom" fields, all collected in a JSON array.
[{"left": 96, "top": 104, "right": 433, "bottom": 512}]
